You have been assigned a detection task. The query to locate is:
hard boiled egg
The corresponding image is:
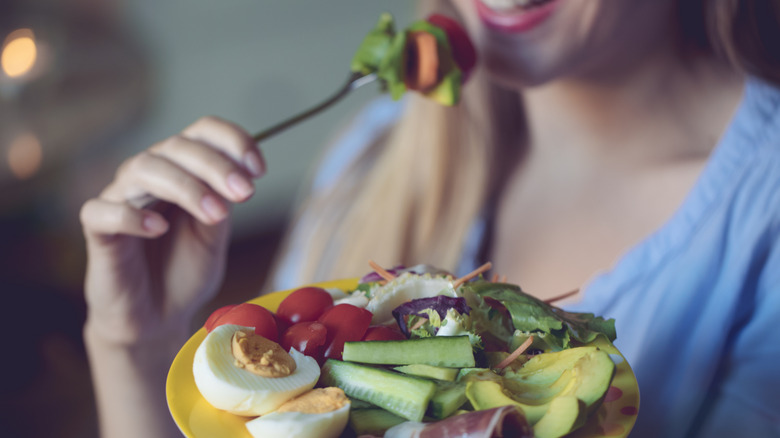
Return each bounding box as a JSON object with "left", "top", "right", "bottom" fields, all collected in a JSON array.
[
  {"left": 245, "top": 387, "right": 351, "bottom": 438},
  {"left": 192, "top": 324, "right": 320, "bottom": 416},
  {"left": 366, "top": 272, "right": 456, "bottom": 324}
]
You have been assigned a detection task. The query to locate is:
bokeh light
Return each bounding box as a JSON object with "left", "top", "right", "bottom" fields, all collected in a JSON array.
[
  {"left": 2, "top": 29, "right": 38, "bottom": 78},
  {"left": 8, "top": 133, "right": 43, "bottom": 179}
]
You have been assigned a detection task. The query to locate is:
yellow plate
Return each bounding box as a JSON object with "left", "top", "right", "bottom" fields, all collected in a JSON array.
[{"left": 166, "top": 279, "right": 639, "bottom": 437}]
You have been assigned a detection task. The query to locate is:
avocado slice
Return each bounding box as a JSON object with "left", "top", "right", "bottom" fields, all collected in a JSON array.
[
  {"left": 423, "top": 68, "right": 461, "bottom": 106},
  {"left": 465, "top": 348, "right": 616, "bottom": 429},
  {"left": 466, "top": 380, "right": 551, "bottom": 424},
  {"left": 532, "top": 396, "right": 587, "bottom": 438},
  {"left": 504, "top": 346, "right": 599, "bottom": 386}
]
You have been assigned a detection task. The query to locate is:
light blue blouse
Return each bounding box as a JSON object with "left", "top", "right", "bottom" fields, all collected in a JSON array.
[
  {"left": 274, "top": 76, "right": 780, "bottom": 437},
  {"left": 561, "top": 76, "right": 780, "bottom": 437}
]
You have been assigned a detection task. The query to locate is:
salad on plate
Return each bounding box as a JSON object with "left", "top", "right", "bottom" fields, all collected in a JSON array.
[{"left": 169, "top": 262, "right": 638, "bottom": 438}]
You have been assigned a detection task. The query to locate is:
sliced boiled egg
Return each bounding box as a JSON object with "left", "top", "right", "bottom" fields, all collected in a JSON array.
[
  {"left": 192, "top": 324, "right": 320, "bottom": 416},
  {"left": 245, "top": 387, "right": 351, "bottom": 438},
  {"left": 366, "top": 272, "right": 456, "bottom": 324}
]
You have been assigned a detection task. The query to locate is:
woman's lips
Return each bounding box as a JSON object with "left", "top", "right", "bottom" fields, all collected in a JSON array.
[{"left": 475, "top": 0, "right": 561, "bottom": 33}]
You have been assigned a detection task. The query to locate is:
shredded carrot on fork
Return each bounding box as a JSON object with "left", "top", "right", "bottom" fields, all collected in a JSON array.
[
  {"left": 452, "top": 262, "right": 492, "bottom": 289},
  {"left": 368, "top": 260, "right": 397, "bottom": 282},
  {"left": 495, "top": 335, "right": 535, "bottom": 370}
]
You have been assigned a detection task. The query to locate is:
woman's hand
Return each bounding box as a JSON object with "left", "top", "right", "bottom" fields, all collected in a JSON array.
[{"left": 80, "top": 116, "right": 265, "bottom": 344}]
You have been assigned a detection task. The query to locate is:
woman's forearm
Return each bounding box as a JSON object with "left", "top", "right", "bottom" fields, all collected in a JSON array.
[{"left": 85, "top": 321, "right": 189, "bottom": 438}]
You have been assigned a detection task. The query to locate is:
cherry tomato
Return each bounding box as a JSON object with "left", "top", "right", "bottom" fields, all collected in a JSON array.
[
  {"left": 203, "top": 304, "right": 237, "bottom": 332},
  {"left": 273, "top": 312, "right": 291, "bottom": 340},
  {"left": 281, "top": 321, "right": 328, "bottom": 364},
  {"left": 276, "top": 287, "right": 334, "bottom": 325},
  {"left": 317, "top": 304, "right": 373, "bottom": 360},
  {"left": 427, "top": 14, "right": 478, "bottom": 81},
  {"left": 211, "top": 303, "right": 279, "bottom": 342},
  {"left": 361, "top": 325, "right": 406, "bottom": 342}
]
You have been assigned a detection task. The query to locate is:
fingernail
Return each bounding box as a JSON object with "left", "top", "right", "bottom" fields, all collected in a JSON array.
[
  {"left": 227, "top": 172, "right": 254, "bottom": 199},
  {"left": 243, "top": 152, "right": 264, "bottom": 178},
  {"left": 143, "top": 215, "right": 168, "bottom": 234},
  {"left": 201, "top": 194, "right": 227, "bottom": 222}
]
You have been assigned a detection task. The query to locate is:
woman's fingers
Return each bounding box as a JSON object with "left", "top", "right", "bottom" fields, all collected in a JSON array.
[
  {"left": 149, "top": 134, "right": 255, "bottom": 203},
  {"left": 80, "top": 198, "right": 169, "bottom": 240},
  {"left": 102, "top": 151, "right": 229, "bottom": 225},
  {"left": 182, "top": 116, "right": 266, "bottom": 178}
]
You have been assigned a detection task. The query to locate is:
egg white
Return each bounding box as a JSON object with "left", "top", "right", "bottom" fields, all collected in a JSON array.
[
  {"left": 245, "top": 402, "right": 351, "bottom": 438},
  {"left": 366, "top": 273, "right": 456, "bottom": 324},
  {"left": 192, "top": 324, "right": 320, "bottom": 416}
]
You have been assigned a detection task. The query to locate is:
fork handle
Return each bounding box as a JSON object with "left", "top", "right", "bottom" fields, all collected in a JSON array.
[{"left": 253, "top": 72, "right": 376, "bottom": 143}]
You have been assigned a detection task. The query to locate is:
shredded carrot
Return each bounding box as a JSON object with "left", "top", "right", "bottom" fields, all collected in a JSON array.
[
  {"left": 410, "top": 317, "right": 429, "bottom": 331},
  {"left": 405, "top": 31, "right": 440, "bottom": 91},
  {"left": 368, "top": 260, "right": 396, "bottom": 282},
  {"left": 452, "top": 262, "right": 493, "bottom": 289},
  {"left": 543, "top": 288, "right": 580, "bottom": 304},
  {"left": 495, "top": 335, "right": 535, "bottom": 370}
]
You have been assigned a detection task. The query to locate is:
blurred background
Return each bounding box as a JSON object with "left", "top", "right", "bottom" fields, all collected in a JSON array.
[{"left": 0, "top": 0, "right": 414, "bottom": 436}]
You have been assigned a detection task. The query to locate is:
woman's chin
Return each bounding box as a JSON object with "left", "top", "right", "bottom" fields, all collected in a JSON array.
[{"left": 481, "top": 54, "right": 563, "bottom": 90}]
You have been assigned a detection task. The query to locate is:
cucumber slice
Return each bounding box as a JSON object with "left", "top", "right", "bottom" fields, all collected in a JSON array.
[
  {"left": 343, "top": 336, "right": 475, "bottom": 367},
  {"left": 428, "top": 381, "right": 468, "bottom": 419},
  {"left": 349, "top": 399, "right": 375, "bottom": 410},
  {"left": 394, "top": 364, "right": 458, "bottom": 381},
  {"left": 321, "top": 359, "right": 436, "bottom": 421},
  {"left": 349, "top": 408, "right": 407, "bottom": 436}
]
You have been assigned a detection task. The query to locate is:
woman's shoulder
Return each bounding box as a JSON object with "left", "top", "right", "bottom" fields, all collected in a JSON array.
[
  {"left": 703, "top": 76, "right": 780, "bottom": 214},
  {"left": 725, "top": 76, "right": 780, "bottom": 156}
]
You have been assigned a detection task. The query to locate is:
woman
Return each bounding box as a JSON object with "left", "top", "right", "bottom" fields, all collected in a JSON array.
[{"left": 80, "top": 0, "right": 780, "bottom": 437}]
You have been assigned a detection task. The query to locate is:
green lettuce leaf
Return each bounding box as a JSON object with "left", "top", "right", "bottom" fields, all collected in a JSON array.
[
  {"left": 350, "top": 12, "right": 395, "bottom": 75},
  {"left": 463, "top": 281, "right": 616, "bottom": 351}
]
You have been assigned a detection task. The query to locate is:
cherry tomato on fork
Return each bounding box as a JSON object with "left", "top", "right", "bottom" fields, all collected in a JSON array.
[
  {"left": 427, "top": 13, "right": 478, "bottom": 81},
  {"left": 276, "top": 287, "right": 334, "bottom": 325}
]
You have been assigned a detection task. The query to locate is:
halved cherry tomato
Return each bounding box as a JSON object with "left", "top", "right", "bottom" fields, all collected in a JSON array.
[
  {"left": 281, "top": 321, "right": 328, "bottom": 364},
  {"left": 317, "top": 304, "right": 373, "bottom": 360},
  {"left": 203, "top": 304, "right": 237, "bottom": 332},
  {"left": 210, "top": 303, "right": 278, "bottom": 342},
  {"left": 427, "top": 14, "right": 478, "bottom": 82},
  {"left": 361, "top": 325, "right": 406, "bottom": 342},
  {"left": 276, "top": 287, "right": 334, "bottom": 325}
]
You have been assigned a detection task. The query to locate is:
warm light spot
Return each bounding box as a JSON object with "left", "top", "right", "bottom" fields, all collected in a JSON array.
[
  {"left": 8, "top": 133, "right": 43, "bottom": 179},
  {"left": 2, "top": 29, "right": 37, "bottom": 78}
]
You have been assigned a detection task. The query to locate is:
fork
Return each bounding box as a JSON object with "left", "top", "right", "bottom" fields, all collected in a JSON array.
[
  {"left": 127, "top": 72, "right": 378, "bottom": 209},
  {"left": 252, "top": 72, "right": 377, "bottom": 143}
]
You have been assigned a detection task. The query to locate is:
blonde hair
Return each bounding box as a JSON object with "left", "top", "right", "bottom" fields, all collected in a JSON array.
[{"left": 269, "top": 0, "right": 780, "bottom": 287}]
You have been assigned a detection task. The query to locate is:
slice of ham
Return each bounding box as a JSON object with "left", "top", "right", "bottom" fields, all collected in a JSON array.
[{"left": 374, "top": 406, "right": 532, "bottom": 438}]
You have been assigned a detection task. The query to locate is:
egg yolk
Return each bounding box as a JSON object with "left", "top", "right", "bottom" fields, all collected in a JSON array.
[
  {"left": 275, "top": 387, "right": 350, "bottom": 414},
  {"left": 231, "top": 330, "right": 297, "bottom": 378}
]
